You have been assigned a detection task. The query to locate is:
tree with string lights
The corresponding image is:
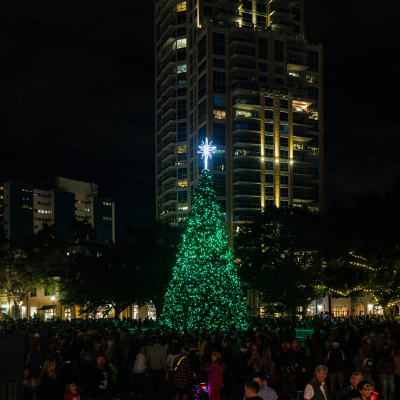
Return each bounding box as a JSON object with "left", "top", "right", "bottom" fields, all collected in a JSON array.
[{"left": 161, "top": 139, "right": 249, "bottom": 331}]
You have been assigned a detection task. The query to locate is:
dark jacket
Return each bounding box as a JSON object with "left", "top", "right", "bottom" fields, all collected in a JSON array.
[
  {"left": 40, "top": 372, "right": 64, "bottom": 400},
  {"left": 85, "top": 364, "right": 114, "bottom": 399},
  {"left": 326, "top": 348, "right": 346, "bottom": 373},
  {"left": 233, "top": 351, "right": 251, "bottom": 382},
  {"left": 377, "top": 356, "right": 395, "bottom": 375},
  {"left": 221, "top": 345, "right": 235, "bottom": 375}
]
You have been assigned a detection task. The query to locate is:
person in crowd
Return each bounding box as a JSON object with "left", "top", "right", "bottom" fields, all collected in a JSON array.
[
  {"left": 357, "top": 359, "right": 374, "bottom": 385},
  {"left": 351, "top": 381, "right": 374, "bottom": 400},
  {"left": 23, "top": 366, "right": 32, "bottom": 386},
  {"left": 304, "top": 365, "right": 329, "bottom": 400},
  {"left": 85, "top": 354, "right": 115, "bottom": 400},
  {"left": 393, "top": 348, "right": 400, "bottom": 400},
  {"left": 146, "top": 336, "right": 167, "bottom": 400},
  {"left": 244, "top": 381, "right": 263, "bottom": 400},
  {"left": 335, "top": 372, "right": 363, "bottom": 400},
  {"left": 222, "top": 338, "right": 235, "bottom": 400},
  {"left": 377, "top": 348, "right": 395, "bottom": 400},
  {"left": 23, "top": 377, "right": 41, "bottom": 400},
  {"left": 353, "top": 347, "right": 366, "bottom": 370},
  {"left": 63, "top": 382, "right": 81, "bottom": 400},
  {"left": 326, "top": 342, "right": 346, "bottom": 394},
  {"left": 133, "top": 347, "right": 147, "bottom": 398},
  {"left": 119, "top": 328, "right": 130, "bottom": 361},
  {"left": 40, "top": 358, "right": 65, "bottom": 400},
  {"left": 173, "top": 346, "right": 194, "bottom": 400},
  {"left": 232, "top": 343, "right": 252, "bottom": 400},
  {"left": 252, "top": 371, "right": 278, "bottom": 400},
  {"left": 197, "top": 334, "right": 210, "bottom": 363},
  {"left": 282, "top": 338, "right": 299, "bottom": 399},
  {"left": 204, "top": 351, "right": 225, "bottom": 400},
  {"left": 166, "top": 347, "right": 180, "bottom": 400}
]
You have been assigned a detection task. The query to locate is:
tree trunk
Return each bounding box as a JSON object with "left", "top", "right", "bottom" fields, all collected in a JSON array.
[
  {"left": 13, "top": 300, "right": 20, "bottom": 319},
  {"left": 153, "top": 298, "right": 164, "bottom": 321},
  {"left": 383, "top": 305, "right": 391, "bottom": 317},
  {"left": 113, "top": 303, "right": 128, "bottom": 319}
]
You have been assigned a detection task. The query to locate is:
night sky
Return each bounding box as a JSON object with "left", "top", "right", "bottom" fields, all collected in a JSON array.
[{"left": 1, "top": 1, "right": 400, "bottom": 237}]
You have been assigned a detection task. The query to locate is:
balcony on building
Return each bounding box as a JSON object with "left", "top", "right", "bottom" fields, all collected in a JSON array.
[
  {"left": 161, "top": 58, "right": 177, "bottom": 76},
  {"left": 230, "top": 35, "right": 256, "bottom": 49},
  {"left": 232, "top": 136, "right": 261, "bottom": 147},
  {"left": 232, "top": 121, "right": 261, "bottom": 134},
  {"left": 233, "top": 175, "right": 261, "bottom": 185},
  {"left": 162, "top": 182, "right": 178, "bottom": 196},
  {"left": 233, "top": 201, "right": 261, "bottom": 211},
  {"left": 216, "top": 8, "right": 243, "bottom": 25},
  {"left": 233, "top": 213, "right": 256, "bottom": 223},
  {"left": 231, "top": 85, "right": 260, "bottom": 97},
  {"left": 233, "top": 97, "right": 261, "bottom": 111},
  {"left": 233, "top": 188, "right": 261, "bottom": 198},
  {"left": 233, "top": 148, "right": 261, "bottom": 160},
  {"left": 160, "top": 139, "right": 177, "bottom": 154},
  {"left": 215, "top": 0, "right": 242, "bottom": 11},
  {"left": 161, "top": 45, "right": 175, "bottom": 64},
  {"left": 230, "top": 47, "right": 256, "bottom": 61},
  {"left": 161, "top": 150, "right": 177, "bottom": 165},
  {"left": 161, "top": 173, "right": 178, "bottom": 186},
  {"left": 232, "top": 162, "right": 261, "bottom": 172},
  {"left": 161, "top": 70, "right": 176, "bottom": 86}
]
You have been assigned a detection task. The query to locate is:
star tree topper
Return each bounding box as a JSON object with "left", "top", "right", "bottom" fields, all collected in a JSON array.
[{"left": 198, "top": 138, "right": 216, "bottom": 170}]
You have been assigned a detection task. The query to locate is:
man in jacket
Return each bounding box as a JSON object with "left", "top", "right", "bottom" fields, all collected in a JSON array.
[
  {"left": 85, "top": 354, "right": 115, "bottom": 400},
  {"left": 304, "top": 365, "right": 329, "bottom": 400}
]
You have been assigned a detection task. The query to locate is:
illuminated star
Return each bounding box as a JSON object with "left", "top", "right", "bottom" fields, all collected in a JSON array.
[{"left": 198, "top": 138, "right": 216, "bottom": 170}]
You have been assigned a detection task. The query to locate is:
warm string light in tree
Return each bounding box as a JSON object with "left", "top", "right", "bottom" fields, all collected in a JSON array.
[{"left": 161, "top": 141, "right": 249, "bottom": 331}]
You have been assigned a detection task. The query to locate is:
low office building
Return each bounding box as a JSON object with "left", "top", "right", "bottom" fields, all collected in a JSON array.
[{"left": 0, "top": 176, "right": 115, "bottom": 245}]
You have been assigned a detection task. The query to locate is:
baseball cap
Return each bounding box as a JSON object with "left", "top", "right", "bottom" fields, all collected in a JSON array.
[{"left": 213, "top": 351, "right": 222, "bottom": 359}]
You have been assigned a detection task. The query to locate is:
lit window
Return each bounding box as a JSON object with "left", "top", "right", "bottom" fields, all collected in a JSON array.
[
  {"left": 177, "top": 1, "right": 186, "bottom": 12},
  {"left": 176, "top": 64, "right": 187, "bottom": 74},
  {"left": 213, "top": 110, "right": 226, "bottom": 119},
  {"left": 173, "top": 38, "right": 187, "bottom": 49}
]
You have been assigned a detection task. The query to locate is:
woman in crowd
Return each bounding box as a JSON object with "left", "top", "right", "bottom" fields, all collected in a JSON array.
[
  {"left": 335, "top": 372, "right": 363, "bottom": 400},
  {"left": 40, "top": 357, "right": 65, "bottom": 400},
  {"left": 351, "top": 381, "right": 374, "bottom": 400}
]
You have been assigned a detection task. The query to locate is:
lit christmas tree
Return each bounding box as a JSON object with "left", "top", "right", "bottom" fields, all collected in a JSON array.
[{"left": 161, "top": 139, "right": 249, "bottom": 331}]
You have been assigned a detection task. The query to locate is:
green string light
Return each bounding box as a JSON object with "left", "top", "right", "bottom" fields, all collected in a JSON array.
[{"left": 161, "top": 169, "right": 249, "bottom": 331}]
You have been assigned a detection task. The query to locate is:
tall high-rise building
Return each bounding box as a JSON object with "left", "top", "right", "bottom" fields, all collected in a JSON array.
[
  {"left": 155, "top": 0, "right": 323, "bottom": 241},
  {"left": 0, "top": 176, "right": 115, "bottom": 245}
]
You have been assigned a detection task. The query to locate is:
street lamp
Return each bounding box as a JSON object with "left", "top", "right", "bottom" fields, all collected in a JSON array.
[{"left": 51, "top": 296, "right": 55, "bottom": 318}]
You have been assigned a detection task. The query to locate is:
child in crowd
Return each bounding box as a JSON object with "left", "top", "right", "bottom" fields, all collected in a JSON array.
[
  {"left": 63, "top": 382, "right": 81, "bottom": 400},
  {"left": 22, "top": 377, "right": 41, "bottom": 400}
]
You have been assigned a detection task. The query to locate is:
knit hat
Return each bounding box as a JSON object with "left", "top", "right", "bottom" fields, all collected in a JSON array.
[
  {"left": 189, "top": 344, "right": 195, "bottom": 350},
  {"left": 213, "top": 351, "right": 222, "bottom": 359}
]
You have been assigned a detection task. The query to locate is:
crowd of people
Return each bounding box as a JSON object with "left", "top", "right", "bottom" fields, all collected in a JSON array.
[{"left": 2, "top": 314, "right": 400, "bottom": 400}]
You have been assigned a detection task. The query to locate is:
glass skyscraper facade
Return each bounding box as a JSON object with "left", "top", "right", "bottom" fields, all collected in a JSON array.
[{"left": 155, "top": 0, "right": 323, "bottom": 241}]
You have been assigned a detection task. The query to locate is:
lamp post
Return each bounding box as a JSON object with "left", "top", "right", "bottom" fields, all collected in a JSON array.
[{"left": 51, "top": 296, "right": 55, "bottom": 318}]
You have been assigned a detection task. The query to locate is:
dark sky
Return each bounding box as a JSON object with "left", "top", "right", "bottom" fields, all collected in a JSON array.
[{"left": 1, "top": 1, "right": 400, "bottom": 237}]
